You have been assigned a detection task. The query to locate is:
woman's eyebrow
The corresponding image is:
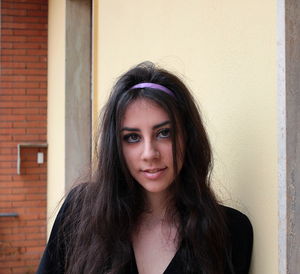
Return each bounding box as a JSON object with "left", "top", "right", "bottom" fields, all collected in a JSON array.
[
  {"left": 120, "top": 120, "right": 170, "bottom": 132},
  {"left": 120, "top": 127, "right": 140, "bottom": 132},
  {"left": 152, "top": 120, "right": 170, "bottom": 129}
]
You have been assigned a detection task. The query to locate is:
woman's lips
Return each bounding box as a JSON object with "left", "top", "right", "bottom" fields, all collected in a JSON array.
[{"left": 141, "top": 167, "right": 167, "bottom": 180}]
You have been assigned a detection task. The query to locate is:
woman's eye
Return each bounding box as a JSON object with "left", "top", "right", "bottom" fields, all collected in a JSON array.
[
  {"left": 123, "top": 133, "right": 140, "bottom": 143},
  {"left": 157, "top": 128, "right": 171, "bottom": 139}
]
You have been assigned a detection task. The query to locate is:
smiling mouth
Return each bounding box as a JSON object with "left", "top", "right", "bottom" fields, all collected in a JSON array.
[
  {"left": 143, "top": 167, "right": 167, "bottom": 173},
  {"left": 141, "top": 167, "right": 167, "bottom": 179}
]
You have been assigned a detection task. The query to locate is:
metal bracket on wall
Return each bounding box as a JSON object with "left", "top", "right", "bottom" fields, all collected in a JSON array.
[
  {"left": 0, "top": 213, "right": 19, "bottom": 217},
  {"left": 17, "top": 143, "right": 48, "bottom": 175}
]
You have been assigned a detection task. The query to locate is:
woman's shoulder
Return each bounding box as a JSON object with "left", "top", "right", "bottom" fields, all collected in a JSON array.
[
  {"left": 221, "top": 205, "right": 253, "bottom": 235},
  {"left": 53, "top": 182, "right": 89, "bottom": 227},
  {"left": 220, "top": 205, "right": 253, "bottom": 273},
  {"left": 64, "top": 183, "right": 89, "bottom": 206}
]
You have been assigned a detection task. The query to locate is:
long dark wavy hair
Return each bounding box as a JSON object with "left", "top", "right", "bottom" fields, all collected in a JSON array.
[{"left": 60, "top": 62, "right": 229, "bottom": 274}]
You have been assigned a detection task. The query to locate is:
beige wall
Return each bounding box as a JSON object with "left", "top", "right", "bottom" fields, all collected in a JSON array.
[
  {"left": 94, "top": 0, "right": 278, "bottom": 273},
  {"left": 47, "top": 0, "right": 66, "bottom": 231}
]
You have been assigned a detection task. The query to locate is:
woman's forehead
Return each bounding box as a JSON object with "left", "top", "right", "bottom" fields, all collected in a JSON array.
[{"left": 121, "top": 98, "right": 170, "bottom": 127}]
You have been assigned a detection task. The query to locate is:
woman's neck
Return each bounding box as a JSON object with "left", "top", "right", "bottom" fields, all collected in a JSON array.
[
  {"left": 147, "top": 192, "right": 167, "bottom": 214},
  {"left": 139, "top": 191, "right": 173, "bottom": 229}
]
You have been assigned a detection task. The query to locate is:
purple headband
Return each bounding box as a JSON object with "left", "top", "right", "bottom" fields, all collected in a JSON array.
[{"left": 129, "top": 83, "right": 175, "bottom": 97}]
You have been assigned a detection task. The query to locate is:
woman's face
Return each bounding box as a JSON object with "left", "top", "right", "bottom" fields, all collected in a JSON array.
[{"left": 121, "top": 98, "right": 184, "bottom": 198}]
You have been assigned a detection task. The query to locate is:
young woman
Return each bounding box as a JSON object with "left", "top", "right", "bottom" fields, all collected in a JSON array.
[{"left": 37, "top": 62, "right": 253, "bottom": 274}]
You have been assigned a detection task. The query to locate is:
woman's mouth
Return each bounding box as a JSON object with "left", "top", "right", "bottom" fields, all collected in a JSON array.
[{"left": 141, "top": 167, "right": 167, "bottom": 179}]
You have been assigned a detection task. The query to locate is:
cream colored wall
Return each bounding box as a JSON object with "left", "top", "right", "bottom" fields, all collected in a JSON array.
[
  {"left": 47, "top": 0, "right": 66, "bottom": 234},
  {"left": 94, "top": 0, "right": 278, "bottom": 273}
]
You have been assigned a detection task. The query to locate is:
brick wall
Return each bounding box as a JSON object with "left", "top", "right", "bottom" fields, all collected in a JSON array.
[{"left": 0, "top": 0, "right": 48, "bottom": 273}]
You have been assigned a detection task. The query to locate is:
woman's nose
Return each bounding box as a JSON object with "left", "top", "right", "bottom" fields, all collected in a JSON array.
[{"left": 141, "top": 141, "right": 160, "bottom": 161}]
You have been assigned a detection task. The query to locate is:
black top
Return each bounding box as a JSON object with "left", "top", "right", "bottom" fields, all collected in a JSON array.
[{"left": 37, "top": 192, "right": 253, "bottom": 274}]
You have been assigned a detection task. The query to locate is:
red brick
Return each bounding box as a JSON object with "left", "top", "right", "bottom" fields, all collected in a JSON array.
[
  {"left": 12, "top": 187, "right": 45, "bottom": 194},
  {"left": 25, "top": 193, "right": 46, "bottom": 201},
  {"left": 39, "top": 57, "right": 47, "bottom": 64},
  {"left": 2, "top": 15, "right": 47, "bottom": 24},
  {"left": 0, "top": 108, "right": 12, "bottom": 115},
  {"left": 2, "top": 69, "right": 46, "bottom": 76},
  {"left": 0, "top": 115, "right": 26, "bottom": 121},
  {"left": 0, "top": 82, "right": 39, "bottom": 88},
  {"left": 0, "top": 268, "right": 12, "bottom": 274},
  {"left": 13, "top": 135, "right": 40, "bottom": 141},
  {"left": 1, "top": 36, "right": 27, "bottom": 42},
  {"left": 12, "top": 200, "right": 46, "bottom": 208},
  {"left": 0, "top": 55, "right": 39, "bottom": 63},
  {"left": 25, "top": 36, "right": 47, "bottom": 43},
  {"left": 39, "top": 174, "right": 47, "bottom": 181},
  {"left": 2, "top": 22, "right": 46, "bottom": 30},
  {"left": 25, "top": 220, "right": 46, "bottom": 227},
  {"left": 4, "top": 181, "right": 22, "bottom": 188},
  {"left": 14, "top": 29, "right": 47, "bottom": 36},
  {"left": 26, "top": 128, "right": 46, "bottom": 134},
  {"left": 26, "top": 102, "right": 46, "bottom": 108},
  {"left": 39, "top": 95, "right": 47, "bottom": 101},
  {"left": 1, "top": 62, "right": 26, "bottom": 68},
  {"left": 13, "top": 55, "right": 40, "bottom": 62},
  {"left": 0, "top": 227, "right": 12, "bottom": 234},
  {"left": 21, "top": 212, "right": 40, "bottom": 220},
  {"left": 0, "top": 167, "right": 15, "bottom": 175},
  {"left": 12, "top": 108, "right": 40, "bottom": 115},
  {"left": 0, "top": 142, "right": 16, "bottom": 148},
  {"left": 1, "top": 42, "right": 13, "bottom": 48},
  {"left": 26, "top": 49, "right": 47, "bottom": 56},
  {"left": 2, "top": 194, "right": 26, "bottom": 201},
  {"left": 1, "top": 128, "right": 26, "bottom": 135},
  {"left": 12, "top": 226, "right": 40, "bottom": 234},
  {"left": 1, "top": 9, "right": 27, "bottom": 16},
  {"left": 0, "top": 154, "right": 15, "bottom": 161},
  {"left": 0, "top": 188, "right": 12, "bottom": 194},
  {"left": 25, "top": 232, "right": 45, "bottom": 241},
  {"left": 26, "top": 88, "right": 46, "bottom": 95},
  {"left": 12, "top": 95, "right": 39, "bottom": 101},
  {"left": 0, "top": 95, "right": 12, "bottom": 100},
  {"left": 0, "top": 162, "right": 14, "bottom": 168},
  {"left": 0, "top": 147, "right": 12, "bottom": 154},
  {"left": 25, "top": 259, "right": 40, "bottom": 267},
  {"left": 1, "top": 2, "right": 42, "bottom": 10},
  {"left": 2, "top": 233, "right": 26, "bottom": 241},
  {"left": 26, "top": 75, "right": 47, "bottom": 82},
  {"left": 38, "top": 134, "right": 47, "bottom": 140},
  {"left": 13, "top": 268, "right": 34, "bottom": 274},
  {"left": 1, "top": 29, "right": 13, "bottom": 35},
  {"left": 13, "top": 43, "right": 42, "bottom": 49},
  {"left": 6, "top": 0, "right": 47, "bottom": 3},
  {"left": 0, "top": 102, "right": 27, "bottom": 108},
  {"left": 0, "top": 260, "right": 25, "bottom": 267},
  {"left": 13, "top": 121, "right": 44, "bottom": 128},
  {"left": 23, "top": 240, "right": 45, "bottom": 248},
  {"left": 27, "top": 10, "right": 47, "bottom": 17},
  {"left": 25, "top": 63, "right": 47, "bottom": 69},
  {"left": 1, "top": 49, "right": 27, "bottom": 56},
  {"left": 0, "top": 135, "right": 13, "bottom": 141},
  {"left": 0, "top": 201, "right": 12, "bottom": 207},
  {"left": 0, "top": 55, "right": 11, "bottom": 62},
  {"left": 25, "top": 115, "right": 46, "bottom": 121},
  {"left": 13, "top": 174, "right": 40, "bottom": 181},
  {"left": 0, "top": 89, "right": 26, "bottom": 95},
  {"left": 39, "top": 109, "right": 47, "bottom": 115}
]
